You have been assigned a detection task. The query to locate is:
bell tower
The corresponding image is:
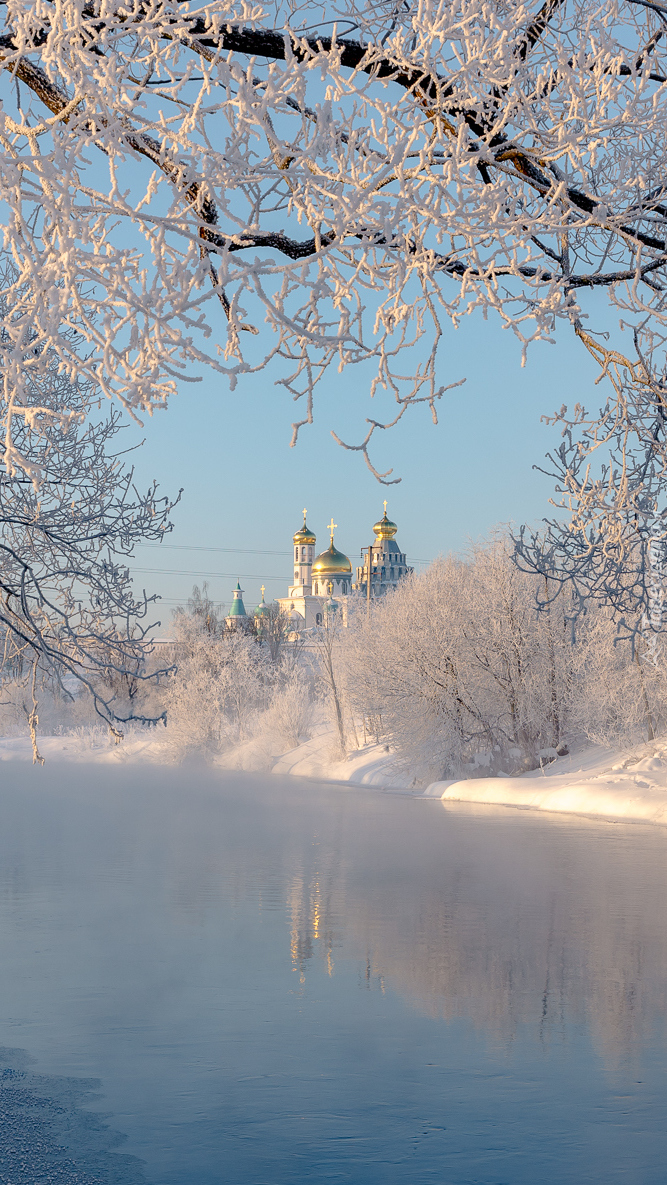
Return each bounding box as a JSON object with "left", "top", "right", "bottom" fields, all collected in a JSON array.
[{"left": 290, "top": 509, "right": 316, "bottom": 595}]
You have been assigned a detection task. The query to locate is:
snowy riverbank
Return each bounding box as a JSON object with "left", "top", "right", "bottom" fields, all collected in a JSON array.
[
  {"left": 0, "top": 721, "right": 414, "bottom": 789},
  {"left": 429, "top": 741, "right": 667, "bottom": 824},
  {"left": 3, "top": 725, "right": 667, "bottom": 825}
]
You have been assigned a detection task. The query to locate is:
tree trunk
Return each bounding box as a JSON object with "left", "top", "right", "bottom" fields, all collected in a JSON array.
[{"left": 634, "top": 648, "right": 655, "bottom": 742}]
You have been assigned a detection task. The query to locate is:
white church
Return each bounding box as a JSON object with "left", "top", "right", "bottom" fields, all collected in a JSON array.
[
  {"left": 275, "top": 505, "right": 411, "bottom": 631},
  {"left": 225, "top": 505, "right": 410, "bottom": 632}
]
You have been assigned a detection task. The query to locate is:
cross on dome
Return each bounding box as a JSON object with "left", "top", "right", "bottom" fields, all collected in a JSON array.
[
  {"left": 293, "top": 511, "right": 316, "bottom": 546},
  {"left": 261, "top": 585, "right": 265, "bottom": 598},
  {"left": 373, "top": 503, "right": 398, "bottom": 540},
  {"left": 312, "top": 520, "right": 351, "bottom": 581}
]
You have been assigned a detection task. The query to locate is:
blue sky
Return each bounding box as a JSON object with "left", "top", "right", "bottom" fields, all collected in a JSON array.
[{"left": 126, "top": 297, "right": 611, "bottom": 632}]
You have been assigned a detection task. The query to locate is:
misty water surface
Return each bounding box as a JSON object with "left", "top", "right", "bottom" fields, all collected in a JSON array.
[{"left": 0, "top": 764, "right": 666, "bottom": 1183}]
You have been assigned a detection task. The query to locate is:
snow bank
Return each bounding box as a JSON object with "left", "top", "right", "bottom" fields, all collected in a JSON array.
[
  {"left": 428, "top": 742, "right": 667, "bottom": 824},
  {"left": 271, "top": 724, "right": 413, "bottom": 790},
  {"left": 0, "top": 729, "right": 172, "bottom": 766},
  {"left": 0, "top": 722, "right": 411, "bottom": 790}
]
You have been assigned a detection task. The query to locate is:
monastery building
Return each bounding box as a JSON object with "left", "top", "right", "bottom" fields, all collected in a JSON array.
[{"left": 272, "top": 505, "right": 411, "bottom": 632}]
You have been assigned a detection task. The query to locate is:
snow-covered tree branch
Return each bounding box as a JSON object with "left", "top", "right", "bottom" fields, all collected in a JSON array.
[{"left": 3, "top": 0, "right": 667, "bottom": 481}]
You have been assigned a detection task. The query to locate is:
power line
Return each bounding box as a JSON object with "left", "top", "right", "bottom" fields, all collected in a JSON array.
[
  {"left": 130, "top": 566, "right": 289, "bottom": 581},
  {"left": 138, "top": 542, "right": 291, "bottom": 557},
  {"left": 150, "top": 600, "right": 210, "bottom": 607},
  {"left": 134, "top": 541, "right": 432, "bottom": 564}
]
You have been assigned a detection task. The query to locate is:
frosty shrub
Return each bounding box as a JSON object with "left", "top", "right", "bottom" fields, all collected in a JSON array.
[
  {"left": 0, "top": 671, "right": 100, "bottom": 738},
  {"left": 568, "top": 612, "right": 667, "bottom": 748},
  {"left": 164, "top": 613, "right": 273, "bottom": 760},
  {"left": 263, "top": 675, "right": 315, "bottom": 751}
]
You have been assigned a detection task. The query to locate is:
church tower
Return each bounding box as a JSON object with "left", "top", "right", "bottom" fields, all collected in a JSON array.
[
  {"left": 355, "top": 503, "right": 411, "bottom": 597},
  {"left": 291, "top": 510, "right": 316, "bottom": 596},
  {"left": 226, "top": 581, "right": 248, "bottom": 629},
  {"left": 278, "top": 512, "right": 352, "bottom": 631}
]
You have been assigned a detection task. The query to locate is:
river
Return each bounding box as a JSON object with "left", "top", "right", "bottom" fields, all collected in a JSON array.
[{"left": 0, "top": 762, "right": 665, "bottom": 1183}]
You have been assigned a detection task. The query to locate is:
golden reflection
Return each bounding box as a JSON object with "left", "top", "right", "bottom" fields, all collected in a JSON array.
[{"left": 287, "top": 864, "right": 338, "bottom": 983}]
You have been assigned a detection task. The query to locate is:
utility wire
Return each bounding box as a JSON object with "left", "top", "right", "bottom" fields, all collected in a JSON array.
[
  {"left": 137, "top": 542, "right": 291, "bottom": 557},
  {"left": 130, "top": 566, "right": 288, "bottom": 580},
  {"left": 134, "top": 541, "right": 432, "bottom": 564}
]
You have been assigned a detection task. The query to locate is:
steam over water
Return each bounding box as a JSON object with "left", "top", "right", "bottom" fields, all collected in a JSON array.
[{"left": 0, "top": 765, "right": 666, "bottom": 1183}]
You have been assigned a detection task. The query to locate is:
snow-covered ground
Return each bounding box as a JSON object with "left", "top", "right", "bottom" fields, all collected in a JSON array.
[
  {"left": 3, "top": 725, "right": 667, "bottom": 825},
  {"left": 430, "top": 741, "right": 667, "bottom": 824},
  {"left": 0, "top": 721, "right": 414, "bottom": 786}
]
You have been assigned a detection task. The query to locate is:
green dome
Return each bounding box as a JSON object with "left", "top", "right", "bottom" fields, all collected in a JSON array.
[{"left": 255, "top": 589, "right": 271, "bottom": 617}]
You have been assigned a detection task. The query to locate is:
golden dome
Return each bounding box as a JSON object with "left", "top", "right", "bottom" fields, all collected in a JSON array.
[
  {"left": 373, "top": 507, "right": 398, "bottom": 540},
  {"left": 293, "top": 509, "right": 316, "bottom": 546},
  {"left": 312, "top": 540, "right": 352, "bottom": 576}
]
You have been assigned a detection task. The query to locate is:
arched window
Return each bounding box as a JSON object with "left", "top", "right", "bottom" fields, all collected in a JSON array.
[
  {"left": 316, "top": 612, "right": 322, "bottom": 625},
  {"left": 341, "top": 581, "right": 347, "bottom": 594},
  {"left": 295, "top": 547, "right": 298, "bottom": 560},
  {"left": 302, "top": 547, "right": 306, "bottom": 559}
]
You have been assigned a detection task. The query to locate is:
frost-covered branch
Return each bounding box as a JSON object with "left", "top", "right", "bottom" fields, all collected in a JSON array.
[
  {"left": 2, "top": 1, "right": 667, "bottom": 479},
  {"left": 514, "top": 322, "right": 667, "bottom": 643}
]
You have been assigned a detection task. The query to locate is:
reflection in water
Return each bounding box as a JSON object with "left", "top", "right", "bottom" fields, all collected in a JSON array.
[
  {"left": 0, "top": 765, "right": 666, "bottom": 1183},
  {"left": 277, "top": 797, "right": 667, "bottom": 1066}
]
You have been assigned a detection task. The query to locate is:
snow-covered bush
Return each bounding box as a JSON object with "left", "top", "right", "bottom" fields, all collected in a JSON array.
[
  {"left": 262, "top": 675, "right": 315, "bottom": 750},
  {"left": 163, "top": 613, "right": 274, "bottom": 759},
  {"left": 0, "top": 675, "right": 100, "bottom": 738},
  {"left": 568, "top": 612, "right": 667, "bottom": 747}
]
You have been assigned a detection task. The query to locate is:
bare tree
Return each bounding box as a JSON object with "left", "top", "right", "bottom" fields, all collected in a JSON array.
[
  {"left": 185, "top": 582, "right": 224, "bottom": 635},
  {"left": 2, "top": 0, "right": 667, "bottom": 489},
  {"left": 514, "top": 328, "right": 667, "bottom": 696},
  {"left": 0, "top": 303, "right": 179, "bottom": 737},
  {"left": 256, "top": 601, "right": 294, "bottom": 663}
]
